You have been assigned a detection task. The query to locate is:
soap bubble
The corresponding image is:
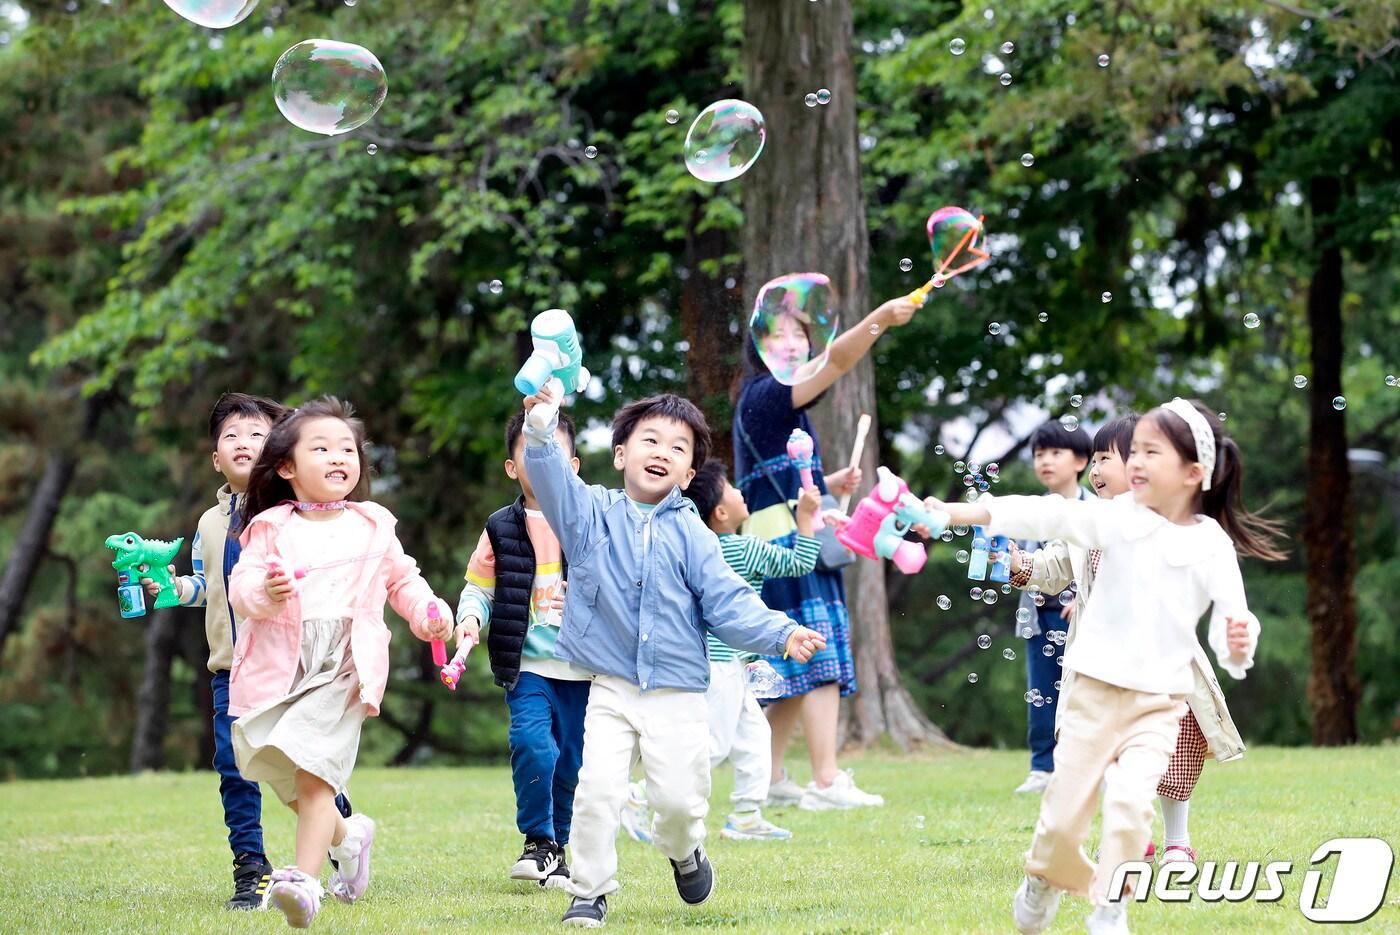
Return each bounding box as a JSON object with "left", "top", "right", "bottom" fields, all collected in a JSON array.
[
  {"left": 1294, "top": 374, "right": 1308, "bottom": 389},
  {"left": 977, "top": 634, "right": 992, "bottom": 649},
  {"left": 488, "top": 279, "right": 504, "bottom": 295},
  {"left": 982, "top": 590, "right": 998, "bottom": 605},
  {"left": 1043, "top": 644, "right": 1055, "bottom": 657},
  {"left": 1054, "top": 679, "right": 1062, "bottom": 691},
  {"left": 666, "top": 109, "right": 681, "bottom": 124},
  {"left": 1069, "top": 394, "right": 1083, "bottom": 408},
  {"left": 1016, "top": 608, "right": 1032, "bottom": 625},
  {"left": 816, "top": 88, "right": 832, "bottom": 105},
  {"left": 999, "top": 72, "right": 1012, "bottom": 86},
  {"left": 1101, "top": 291, "right": 1113, "bottom": 303},
  {"left": 954, "top": 460, "right": 966, "bottom": 473},
  {"left": 969, "top": 461, "right": 981, "bottom": 475},
  {"left": 272, "top": 40, "right": 388, "bottom": 136},
  {"left": 900, "top": 257, "right": 914, "bottom": 272},
  {"left": 749, "top": 273, "right": 838, "bottom": 386},
  {"left": 161, "top": 0, "right": 258, "bottom": 29},
  {"left": 584, "top": 145, "right": 598, "bottom": 159},
  {"left": 1003, "top": 648, "right": 1017, "bottom": 661},
  {"left": 1058, "top": 589, "right": 1074, "bottom": 603},
  {"left": 940, "top": 529, "right": 954, "bottom": 542},
  {"left": 1001, "top": 41, "right": 1015, "bottom": 54},
  {"left": 955, "top": 550, "right": 970, "bottom": 564},
  {"left": 925, "top": 207, "right": 985, "bottom": 276},
  {"left": 1097, "top": 53, "right": 1111, "bottom": 67},
  {"left": 869, "top": 323, "right": 880, "bottom": 335},
  {"left": 1060, "top": 414, "right": 1079, "bottom": 432},
  {"left": 365, "top": 143, "right": 377, "bottom": 155},
  {"left": 344, "top": 0, "right": 355, "bottom": 5},
  {"left": 1038, "top": 311, "right": 1049, "bottom": 322},
  {"left": 949, "top": 37, "right": 966, "bottom": 55},
  {"left": 684, "top": 99, "right": 766, "bottom": 183},
  {"left": 1001, "top": 583, "right": 1012, "bottom": 594},
  {"left": 934, "top": 444, "right": 946, "bottom": 455},
  {"left": 804, "top": 92, "right": 819, "bottom": 107},
  {"left": 1386, "top": 375, "right": 1396, "bottom": 387},
  {"left": 970, "top": 587, "right": 984, "bottom": 601},
  {"left": 1332, "top": 396, "right": 1346, "bottom": 410},
  {"left": 1057, "top": 656, "right": 1065, "bottom": 666},
  {"left": 932, "top": 273, "right": 947, "bottom": 288},
  {"left": 967, "top": 672, "right": 979, "bottom": 684},
  {"left": 1219, "top": 412, "right": 1227, "bottom": 421},
  {"left": 1020, "top": 626, "right": 1033, "bottom": 638},
  {"left": 953, "top": 524, "right": 969, "bottom": 536},
  {"left": 1020, "top": 152, "right": 1035, "bottom": 167},
  {"left": 1033, "top": 696, "right": 1046, "bottom": 707},
  {"left": 989, "top": 322, "right": 1002, "bottom": 335},
  {"left": 1243, "top": 312, "right": 1260, "bottom": 329},
  {"left": 937, "top": 594, "right": 952, "bottom": 610}
]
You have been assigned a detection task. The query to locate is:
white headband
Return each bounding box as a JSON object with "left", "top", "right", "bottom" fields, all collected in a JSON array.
[{"left": 1161, "top": 397, "right": 1216, "bottom": 491}]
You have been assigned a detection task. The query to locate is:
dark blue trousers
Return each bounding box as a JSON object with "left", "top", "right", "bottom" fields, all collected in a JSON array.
[
  {"left": 1025, "top": 607, "right": 1064, "bottom": 773},
  {"left": 506, "top": 672, "right": 591, "bottom": 846}
]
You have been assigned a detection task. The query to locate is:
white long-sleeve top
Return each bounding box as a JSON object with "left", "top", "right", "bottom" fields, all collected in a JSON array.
[{"left": 984, "top": 492, "right": 1257, "bottom": 695}]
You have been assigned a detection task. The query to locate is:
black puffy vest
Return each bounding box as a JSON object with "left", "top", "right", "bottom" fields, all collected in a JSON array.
[{"left": 484, "top": 497, "right": 567, "bottom": 690}]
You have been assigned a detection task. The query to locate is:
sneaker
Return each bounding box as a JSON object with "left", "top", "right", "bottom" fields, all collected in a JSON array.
[
  {"left": 511, "top": 837, "right": 561, "bottom": 882},
  {"left": 227, "top": 854, "right": 273, "bottom": 910},
  {"left": 1012, "top": 874, "right": 1061, "bottom": 935},
  {"left": 1086, "top": 902, "right": 1131, "bottom": 935},
  {"left": 618, "top": 782, "right": 653, "bottom": 844},
  {"left": 766, "top": 771, "right": 805, "bottom": 807},
  {"left": 798, "top": 770, "right": 885, "bottom": 811},
  {"left": 327, "top": 814, "right": 375, "bottom": 904},
  {"left": 669, "top": 845, "right": 716, "bottom": 905},
  {"left": 561, "top": 894, "right": 607, "bottom": 928},
  {"left": 1158, "top": 844, "right": 1196, "bottom": 865},
  {"left": 1014, "top": 770, "right": 1052, "bottom": 794},
  {"left": 540, "top": 844, "right": 571, "bottom": 890},
  {"left": 720, "top": 811, "right": 792, "bottom": 841},
  {"left": 268, "top": 867, "right": 322, "bottom": 929}
]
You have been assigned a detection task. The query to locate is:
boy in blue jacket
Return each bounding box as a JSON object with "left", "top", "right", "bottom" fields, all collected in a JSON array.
[{"left": 522, "top": 388, "right": 824, "bottom": 929}]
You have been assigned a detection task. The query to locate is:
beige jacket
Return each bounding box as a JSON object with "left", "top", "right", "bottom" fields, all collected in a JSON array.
[
  {"left": 1025, "top": 540, "right": 1245, "bottom": 763},
  {"left": 176, "top": 485, "right": 240, "bottom": 673}
]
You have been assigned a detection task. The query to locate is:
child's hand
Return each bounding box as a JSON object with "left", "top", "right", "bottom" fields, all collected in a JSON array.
[
  {"left": 422, "top": 600, "right": 453, "bottom": 641},
  {"left": 549, "top": 580, "right": 568, "bottom": 614},
  {"left": 795, "top": 486, "right": 822, "bottom": 535},
  {"left": 264, "top": 565, "right": 294, "bottom": 604},
  {"left": 523, "top": 381, "right": 560, "bottom": 414},
  {"left": 822, "top": 509, "right": 852, "bottom": 529},
  {"left": 140, "top": 565, "right": 178, "bottom": 599},
  {"left": 783, "top": 626, "right": 827, "bottom": 663},
  {"left": 824, "top": 466, "right": 863, "bottom": 498},
  {"left": 1226, "top": 617, "right": 1252, "bottom": 660},
  {"left": 1059, "top": 599, "right": 1075, "bottom": 621},
  {"left": 456, "top": 616, "right": 481, "bottom": 648}
]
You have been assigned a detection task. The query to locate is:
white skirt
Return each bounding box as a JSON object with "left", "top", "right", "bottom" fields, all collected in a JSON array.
[{"left": 232, "top": 617, "right": 367, "bottom": 805}]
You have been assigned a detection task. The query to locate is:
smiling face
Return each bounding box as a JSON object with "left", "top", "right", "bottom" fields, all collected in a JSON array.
[
  {"left": 211, "top": 414, "right": 272, "bottom": 492},
  {"left": 276, "top": 416, "right": 362, "bottom": 505},
  {"left": 759, "top": 313, "right": 812, "bottom": 378},
  {"left": 1127, "top": 414, "right": 1204, "bottom": 513},
  {"left": 1089, "top": 447, "right": 1131, "bottom": 499},
  {"left": 614, "top": 415, "right": 698, "bottom": 504}
]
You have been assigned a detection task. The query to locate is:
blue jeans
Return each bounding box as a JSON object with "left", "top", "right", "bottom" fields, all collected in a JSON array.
[
  {"left": 1025, "top": 608, "right": 1064, "bottom": 773},
  {"left": 506, "top": 672, "right": 591, "bottom": 846}
]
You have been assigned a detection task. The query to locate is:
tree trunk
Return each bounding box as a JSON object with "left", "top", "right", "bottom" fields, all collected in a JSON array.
[
  {"left": 1303, "top": 175, "right": 1359, "bottom": 746},
  {"left": 742, "top": 0, "right": 950, "bottom": 750},
  {"left": 130, "top": 606, "right": 180, "bottom": 772},
  {"left": 680, "top": 215, "right": 739, "bottom": 467}
]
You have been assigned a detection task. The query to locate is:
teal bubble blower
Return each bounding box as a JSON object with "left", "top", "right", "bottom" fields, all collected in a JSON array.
[{"left": 515, "top": 309, "right": 590, "bottom": 430}]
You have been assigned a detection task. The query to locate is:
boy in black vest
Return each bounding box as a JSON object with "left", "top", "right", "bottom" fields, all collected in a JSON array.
[{"left": 455, "top": 410, "right": 588, "bottom": 889}]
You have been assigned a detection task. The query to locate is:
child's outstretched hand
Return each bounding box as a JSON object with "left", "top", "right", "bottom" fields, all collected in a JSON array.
[
  {"left": 1226, "top": 616, "right": 1253, "bottom": 662},
  {"left": 795, "top": 486, "right": 822, "bottom": 535},
  {"left": 783, "top": 626, "right": 827, "bottom": 663},
  {"left": 264, "top": 564, "right": 294, "bottom": 603},
  {"left": 141, "top": 565, "right": 179, "bottom": 599},
  {"left": 523, "top": 380, "right": 560, "bottom": 414}
]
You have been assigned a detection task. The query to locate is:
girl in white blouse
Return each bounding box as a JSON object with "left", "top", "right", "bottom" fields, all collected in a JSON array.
[{"left": 928, "top": 398, "right": 1284, "bottom": 935}]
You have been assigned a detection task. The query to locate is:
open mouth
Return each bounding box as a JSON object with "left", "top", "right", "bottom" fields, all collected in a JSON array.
[
  {"left": 644, "top": 465, "right": 668, "bottom": 479},
  {"left": 326, "top": 470, "right": 349, "bottom": 483},
  {"left": 233, "top": 454, "right": 252, "bottom": 465}
]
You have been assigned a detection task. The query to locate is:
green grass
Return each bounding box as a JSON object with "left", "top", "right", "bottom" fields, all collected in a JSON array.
[{"left": 2, "top": 747, "right": 1397, "bottom": 933}]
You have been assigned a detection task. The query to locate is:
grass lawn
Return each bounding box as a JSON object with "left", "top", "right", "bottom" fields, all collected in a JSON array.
[{"left": 1, "top": 746, "right": 1397, "bottom": 933}]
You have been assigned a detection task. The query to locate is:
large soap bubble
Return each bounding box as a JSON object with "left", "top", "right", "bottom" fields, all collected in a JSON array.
[
  {"left": 684, "top": 99, "right": 766, "bottom": 183},
  {"left": 272, "top": 39, "right": 388, "bottom": 136},
  {"left": 926, "top": 206, "right": 987, "bottom": 275},
  {"left": 749, "top": 273, "right": 839, "bottom": 386},
  {"left": 162, "top": 0, "right": 258, "bottom": 29}
]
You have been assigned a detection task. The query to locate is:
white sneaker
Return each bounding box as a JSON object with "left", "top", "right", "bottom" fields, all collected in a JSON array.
[
  {"left": 1015, "top": 770, "right": 1052, "bottom": 794},
  {"left": 268, "top": 868, "right": 323, "bottom": 929},
  {"left": 766, "top": 771, "right": 805, "bottom": 807},
  {"left": 617, "top": 781, "right": 653, "bottom": 844},
  {"left": 1012, "top": 874, "right": 1061, "bottom": 935},
  {"left": 327, "top": 813, "right": 375, "bottom": 903},
  {"left": 798, "top": 769, "right": 884, "bottom": 810},
  {"left": 720, "top": 810, "right": 793, "bottom": 840},
  {"left": 1086, "top": 902, "right": 1131, "bottom": 935}
]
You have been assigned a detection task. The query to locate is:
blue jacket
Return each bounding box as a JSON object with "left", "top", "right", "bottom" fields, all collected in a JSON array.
[{"left": 523, "top": 418, "right": 798, "bottom": 692}]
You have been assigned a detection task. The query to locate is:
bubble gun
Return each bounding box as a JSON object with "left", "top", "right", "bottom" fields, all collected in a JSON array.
[
  {"left": 515, "top": 309, "right": 590, "bottom": 431},
  {"left": 105, "top": 532, "right": 185, "bottom": 613},
  {"left": 968, "top": 525, "right": 1012, "bottom": 583},
  {"left": 422, "top": 603, "right": 470, "bottom": 691},
  {"left": 834, "top": 467, "right": 949, "bottom": 574},
  {"left": 785, "top": 428, "right": 824, "bottom": 529}
]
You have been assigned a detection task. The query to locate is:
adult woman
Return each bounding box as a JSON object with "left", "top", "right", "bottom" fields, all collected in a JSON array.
[{"left": 733, "top": 292, "right": 919, "bottom": 809}]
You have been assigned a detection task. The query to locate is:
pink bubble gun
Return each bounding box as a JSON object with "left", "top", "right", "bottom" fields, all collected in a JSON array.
[
  {"left": 785, "top": 428, "right": 824, "bottom": 529},
  {"left": 834, "top": 467, "right": 949, "bottom": 574},
  {"left": 424, "top": 603, "right": 471, "bottom": 691}
]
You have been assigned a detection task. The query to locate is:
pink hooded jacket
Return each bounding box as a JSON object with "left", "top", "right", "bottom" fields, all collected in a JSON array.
[{"left": 227, "top": 500, "right": 442, "bottom": 717}]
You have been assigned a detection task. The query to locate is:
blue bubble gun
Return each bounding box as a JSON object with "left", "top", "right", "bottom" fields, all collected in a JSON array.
[
  {"left": 967, "top": 525, "right": 1011, "bottom": 582},
  {"left": 515, "top": 309, "right": 590, "bottom": 430}
]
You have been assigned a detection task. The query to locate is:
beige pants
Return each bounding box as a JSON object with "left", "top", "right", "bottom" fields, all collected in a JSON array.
[
  {"left": 1026, "top": 674, "right": 1186, "bottom": 904},
  {"left": 565, "top": 675, "right": 711, "bottom": 900}
]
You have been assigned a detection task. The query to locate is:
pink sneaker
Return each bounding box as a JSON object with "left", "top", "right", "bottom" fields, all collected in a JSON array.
[
  {"left": 1158, "top": 844, "right": 1197, "bottom": 864},
  {"left": 328, "top": 814, "right": 376, "bottom": 903},
  {"left": 268, "top": 867, "right": 322, "bottom": 928}
]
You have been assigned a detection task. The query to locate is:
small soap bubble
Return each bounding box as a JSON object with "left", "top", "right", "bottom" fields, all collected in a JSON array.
[
  {"left": 1001, "top": 583, "right": 1012, "bottom": 594},
  {"left": 684, "top": 99, "right": 766, "bottom": 183},
  {"left": 1043, "top": 644, "right": 1055, "bottom": 657},
  {"left": 1218, "top": 412, "right": 1227, "bottom": 421},
  {"left": 1058, "top": 589, "right": 1074, "bottom": 603},
  {"left": 1056, "top": 656, "right": 1065, "bottom": 667},
  {"left": 272, "top": 39, "right": 389, "bottom": 136},
  {"left": 869, "top": 323, "right": 880, "bottom": 335},
  {"left": 816, "top": 88, "right": 832, "bottom": 105},
  {"left": 932, "top": 273, "right": 947, "bottom": 289},
  {"left": 344, "top": 0, "right": 356, "bottom": 5},
  {"left": 1044, "top": 695, "right": 1053, "bottom": 704},
  {"left": 1020, "top": 626, "right": 1034, "bottom": 638},
  {"left": 1024, "top": 691, "right": 1034, "bottom": 702},
  {"left": 989, "top": 322, "right": 1002, "bottom": 335},
  {"left": 968, "top": 462, "right": 981, "bottom": 475},
  {"left": 488, "top": 279, "right": 504, "bottom": 295},
  {"left": 954, "top": 460, "right": 966, "bottom": 473},
  {"left": 949, "top": 37, "right": 966, "bottom": 55},
  {"left": 1101, "top": 291, "right": 1113, "bottom": 303},
  {"left": 1033, "top": 696, "right": 1045, "bottom": 708},
  {"left": 1016, "top": 608, "right": 1032, "bottom": 625},
  {"left": 1059, "top": 414, "right": 1079, "bottom": 432},
  {"left": 1020, "top": 152, "right": 1035, "bottom": 167},
  {"left": 1003, "top": 648, "right": 1017, "bottom": 661},
  {"left": 970, "top": 587, "right": 984, "bottom": 601},
  {"left": 584, "top": 145, "right": 598, "bottom": 159},
  {"left": 999, "top": 72, "right": 1012, "bottom": 86},
  {"left": 365, "top": 143, "right": 378, "bottom": 154},
  {"left": 953, "top": 524, "right": 970, "bottom": 536},
  {"left": 1098, "top": 54, "right": 1110, "bottom": 67},
  {"left": 1332, "top": 396, "right": 1346, "bottom": 410},
  {"left": 937, "top": 594, "right": 952, "bottom": 610},
  {"left": 899, "top": 257, "right": 914, "bottom": 272},
  {"left": 982, "top": 590, "right": 998, "bottom": 605},
  {"left": 1054, "top": 679, "right": 1063, "bottom": 690},
  {"left": 967, "top": 672, "right": 979, "bottom": 684},
  {"left": 1386, "top": 374, "right": 1396, "bottom": 387},
  {"left": 1038, "top": 311, "right": 1049, "bottom": 322},
  {"left": 665, "top": 108, "right": 681, "bottom": 124},
  {"left": 1001, "top": 41, "right": 1015, "bottom": 54},
  {"left": 940, "top": 529, "right": 954, "bottom": 542},
  {"left": 955, "top": 550, "right": 970, "bottom": 565},
  {"left": 977, "top": 634, "right": 992, "bottom": 650},
  {"left": 1032, "top": 593, "right": 1045, "bottom": 607},
  {"left": 1243, "top": 312, "right": 1260, "bottom": 329},
  {"left": 1069, "top": 394, "right": 1083, "bottom": 408},
  {"left": 1294, "top": 374, "right": 1308, "bottom": 389},
  {"left": 934, "top": 444, "right": 946, "bottom": 455},
  {"left": 986, "top": 463, "right": 999, "bottom": 477},
  {"left": 804, "top": 92, "right": 819, "bottom": 107}
]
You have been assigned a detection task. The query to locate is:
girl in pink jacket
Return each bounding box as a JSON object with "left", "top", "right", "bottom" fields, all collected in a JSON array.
[{"left": 227, "top": 397, "right": 452, "bottom": 928}]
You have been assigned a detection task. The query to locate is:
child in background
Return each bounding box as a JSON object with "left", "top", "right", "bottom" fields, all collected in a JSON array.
[
  {"left": 521, "top": 388, "right": 826, "bottom": 929},
  {"left": 227, "top": 397, "right": 454, "bottom": 929},
  {"left": 928, "top": 399, "right": 1283, "bottom": 935},
  {"left": 1010, "top": 415, "right": 1248, "bottom": 866},
  {"left": 620, "top": 459, "right": 823, "bottom": 844},
  {"left": 1013, "top": 419, "right": 1095, "bottom": 796},
  {"left": 455, "top": 411, "right": 589, "bottom": 888}
]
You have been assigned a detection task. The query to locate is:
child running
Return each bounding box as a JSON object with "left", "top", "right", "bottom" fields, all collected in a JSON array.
[
  {"left": 521, "top": 387, "right": 826, "bottom": 928},
  {"left": 227, "top": 397, "right": 454, "bottom": 928},
  {"left": 928, "top": 398, "right": 1283, "bottom": 935}
]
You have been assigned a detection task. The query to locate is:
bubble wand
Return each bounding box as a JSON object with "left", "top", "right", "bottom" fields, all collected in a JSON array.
[
  {"left": 907, "top": 207, "right": 991, "bottom": 306},
  {"left": 838, "top": 414, "right": 872, "bottom": 513}
]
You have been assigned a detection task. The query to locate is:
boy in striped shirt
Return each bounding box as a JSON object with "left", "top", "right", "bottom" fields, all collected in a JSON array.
[{"left": 619, "top": 459, "right": 821, "bottom": 842}]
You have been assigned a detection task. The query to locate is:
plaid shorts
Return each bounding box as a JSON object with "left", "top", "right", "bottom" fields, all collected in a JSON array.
[{"left": 1156, "top": 708, "right": 1208, "bottom": 801}]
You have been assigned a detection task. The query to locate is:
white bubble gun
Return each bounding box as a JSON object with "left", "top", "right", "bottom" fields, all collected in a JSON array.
[{"left": 515, "top": 309, "right": 590, "bottom": 432}]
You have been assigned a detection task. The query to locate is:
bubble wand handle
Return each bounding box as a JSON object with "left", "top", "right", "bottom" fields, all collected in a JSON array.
[
  {"left": 837, "top": 414, "right": 872, "bottom": 513},
  {"left": 785, "top": 428, "right": 824, "bottom": 529},
  {"left": 440, "top": 641, "right": 472, "bottom": 691},
  {"left": 426, "top": 603, "right": 448, "bottom": 669}
]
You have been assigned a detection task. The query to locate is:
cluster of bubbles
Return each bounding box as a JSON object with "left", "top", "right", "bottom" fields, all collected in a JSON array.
[
  {"left": 272, "top": 39, "right": 389, "bottom": 136},
  {"left": 748, "top": 273, "right": 838, "bottom": 386},
  {"left": 684, "top": 99, "right": 767, "bottom": 183},
  {"left": 1023, "top": 688, "right": 1053, "bottom": 707},
  {"left": 953, "top": 458, "right": 1001, "bottom": 495},
  {"left": 803, "top": 88, "right": 833, "bottom": 107}
]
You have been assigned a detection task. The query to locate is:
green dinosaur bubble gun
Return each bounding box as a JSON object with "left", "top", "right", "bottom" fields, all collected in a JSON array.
[{"left": 105, "top": 532, "right": 185, "bottom": 614}]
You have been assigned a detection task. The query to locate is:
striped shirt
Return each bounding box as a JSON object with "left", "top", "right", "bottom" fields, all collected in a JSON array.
[{"left": 707, "top": 533, "right": 821, "bottom": 662}]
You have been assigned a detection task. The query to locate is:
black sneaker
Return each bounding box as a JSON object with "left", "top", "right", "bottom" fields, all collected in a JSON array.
[
  {"left": 227, "top": 854, "right": 272, "bottom": 910},
  {"left": 511, "top": 837, "right": 561, "bottom": 881},
  {"left": 540, "top": 844, "right": 571, "bottom": 889},
  {"left": 669, "top": 845, "right": 715, "bottom": 905},
  {"left": 561, "top": 894, "right": 607, "bottom": 928}
]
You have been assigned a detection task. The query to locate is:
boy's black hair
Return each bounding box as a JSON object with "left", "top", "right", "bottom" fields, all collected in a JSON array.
[
  {"left": 610, "top": 394, "right": 711, "bottom": 469},
  {"left": 1091, "top": 414, "right": 1139, "bottom": 461},
  {"left": 1029, "top": 418, "right": 1095, "bottom": 476},
  {"left": 686, "top": 459, "right": 730, "bottom": 526},
  {"left": 209, "top": 392, "right": 287, "bottom": 445},
  {"left": 506, "top": 410, "right": 576, "bottom": 458}
]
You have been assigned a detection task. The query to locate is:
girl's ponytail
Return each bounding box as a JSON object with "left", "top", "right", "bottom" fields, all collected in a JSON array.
[{"left": 1202, "top": 433, "right": 1287, "bottom": 562}]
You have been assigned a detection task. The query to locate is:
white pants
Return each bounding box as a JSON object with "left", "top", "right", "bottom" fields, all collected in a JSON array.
[
  {"left": 706, "top": 658, "right": 771, "bottom": 813},
  {"left": 566, "top": 675, "right": 711, "bottom": 900}
]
